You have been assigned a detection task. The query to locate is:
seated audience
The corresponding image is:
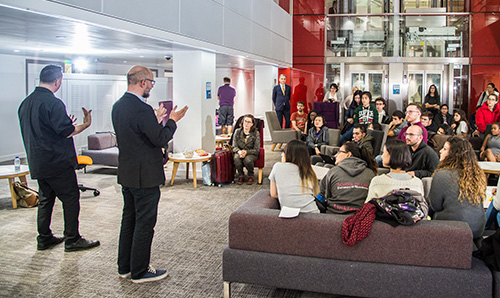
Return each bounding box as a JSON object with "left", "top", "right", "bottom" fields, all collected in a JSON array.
[
  {"left": 476, "top": 82, "right": 499, "bottom": 110},
  {"left": 485, "top": 179, "right": 500, "bottom": 230},
  {"left": 232, "top": 114, "right": 260, "bottom": 185},
  {"left": 451, "top": 109, "right": 470, "bottom": 138},
  {"left": 429, "top": 137, "right": 486, "bottom": 239},
  {"left": 421, "top": 111, "right": 438, "bottom": 134},
  {"left": 342, "top": 90, "right": 362, "bottom": 135},
  {"left": 437, "top": 124, "right": 452, "bottom": 136},
  {"left": 319, "top": 142, "right": 377, "bottom": 214},
  {"left": 387, "top": 110, "right": 407, "bottom": 137},
  {"left": 306, "top": 114, "right": 329, "bottom": 156},
  {"left": 433, "top": 104, "right": 453, "bottom": 127},
  {"left": 291, "top": 101, "right": 307, "bottom": 141},
  {"left": 405, "top": 125, "right": 440, "bottom": 178},
  {"left": 480, "top": 122, "right": 500, "bottom": 162},
  {"left": 340, "top": 91, "right": 378, "bottom": 145},
  {"left": 367, "top": 122, "right": 381, "bottom": 131},
  {"left": 342, "top": 86, "right": 359, "bottom": 113},
  {"left": 397, "top": 103, "right": 428, "bottom": 143},
  {"left": 323, "top": 83, "right": 341, "bottom": 103},
  {"left": 474, "top": 94, "right": 500, "bottom": 138},
  {"left": 375, "top": 97, "right": 391, "bottom": 124},
  {"left": 352, "top": 124, "right": 374, "bottom": 154},
  {"left": 365, "top": 139, "right": 428, "bottom": 216},
  {"left": 269, "top": 140, "right": 319, "bottom": 213}
]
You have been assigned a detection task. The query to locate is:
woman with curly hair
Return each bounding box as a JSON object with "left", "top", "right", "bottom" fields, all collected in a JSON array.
[{"left": 429, "top": 137, "right": 486, "bottom": 239}]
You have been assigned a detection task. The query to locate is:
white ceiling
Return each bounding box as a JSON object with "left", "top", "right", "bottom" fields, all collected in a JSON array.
[{"left": 0, "top": 5, "right": 259, "bottom": 71}]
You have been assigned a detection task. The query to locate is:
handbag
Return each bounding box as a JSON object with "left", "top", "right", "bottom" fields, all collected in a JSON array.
[
  {"left": 369, "top": 189, "right": 425, "bottom": 226},
  {"left": 13, "top": 182, "right": 39, "bottom": 208}
]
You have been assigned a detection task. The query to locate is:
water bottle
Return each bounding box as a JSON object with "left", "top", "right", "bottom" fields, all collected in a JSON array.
[{"left": 14, "top": 156, "right": 21, "bottom": 171}]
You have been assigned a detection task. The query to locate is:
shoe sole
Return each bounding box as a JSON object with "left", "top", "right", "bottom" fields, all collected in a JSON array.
[
  {"left": 64, "top": 242, "right": 100, "bottom": 252},
  {"left": 131, "top": 272, "right": 169, "bottom": 284}
]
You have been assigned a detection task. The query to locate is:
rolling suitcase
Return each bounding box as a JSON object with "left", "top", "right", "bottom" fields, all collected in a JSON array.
[{"left": 211, "top": 149, "right": 234, "bottom": 186}]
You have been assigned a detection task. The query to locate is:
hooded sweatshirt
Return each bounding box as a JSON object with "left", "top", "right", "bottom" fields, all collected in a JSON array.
[
  {"left": 320, "top": 157, "right": 375, "bottom": 214},
  {"left": 353, "top": 105, "right": 379, "bottom": 125},
  {"left": 476, "top": 101, "right": 500, "bottom": 133}
]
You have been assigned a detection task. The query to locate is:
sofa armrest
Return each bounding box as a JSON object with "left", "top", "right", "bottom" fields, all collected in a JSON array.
[{"left": 321, "top": 145, "right": 339, "bottom": 156}]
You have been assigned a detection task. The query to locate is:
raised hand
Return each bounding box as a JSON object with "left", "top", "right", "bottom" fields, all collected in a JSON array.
[
  {"left": 155, "top": 104, "right": 167, "bottom": 123},
  {"left": 169, "top": 105, "right": 189, "bottom": 122},
  {"left": 82, "top": 107, "right": 92, "bottom": 127}
]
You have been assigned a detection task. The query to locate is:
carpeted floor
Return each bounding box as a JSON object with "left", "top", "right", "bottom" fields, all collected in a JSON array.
[{"left": 0, "top": 143, "right": 342, "bottom": 298}]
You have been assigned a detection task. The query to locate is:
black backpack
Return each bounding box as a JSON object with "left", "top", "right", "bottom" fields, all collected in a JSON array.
[{"left": 369, "top": 189, "right": 425, "bottom": 226}]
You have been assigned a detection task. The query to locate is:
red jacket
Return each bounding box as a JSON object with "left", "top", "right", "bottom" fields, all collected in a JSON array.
[{"left": 476, "top": 102, "right": 500, "bottom": 133}]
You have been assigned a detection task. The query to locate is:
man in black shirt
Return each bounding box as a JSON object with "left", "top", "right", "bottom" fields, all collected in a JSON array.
[{"left": 18, "top": 65, "right": 99, "bottom": 252}]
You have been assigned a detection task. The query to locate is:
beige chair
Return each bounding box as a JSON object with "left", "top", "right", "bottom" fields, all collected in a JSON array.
[{"left": 265, "top": 111, "right": 299, "bottom": 151}]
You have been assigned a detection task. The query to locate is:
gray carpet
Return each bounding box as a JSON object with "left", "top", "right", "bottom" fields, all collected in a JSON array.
[{"left": 0, "top": 143, "right": 341, "bottom": 297}]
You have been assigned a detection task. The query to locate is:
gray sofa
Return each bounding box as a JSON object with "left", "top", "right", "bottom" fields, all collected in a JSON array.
[
  {"left": 222, "top": 190, "right": 494, "bottom": 298},
  {"left": 81, "top": 133, "right": 119, "bottom": 167}
]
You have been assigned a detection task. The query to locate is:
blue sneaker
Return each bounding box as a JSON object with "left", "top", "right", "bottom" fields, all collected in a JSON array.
[{"left": 131, "top": 266, "right": 168, "bottom": 284}]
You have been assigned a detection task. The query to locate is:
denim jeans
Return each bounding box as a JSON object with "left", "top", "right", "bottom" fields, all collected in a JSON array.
[
  {"left": 118, "top": 186, "right": 160, "bottom": 279},
  {"left": 485, "top": 200, "right": 500, "bottom": 230}
]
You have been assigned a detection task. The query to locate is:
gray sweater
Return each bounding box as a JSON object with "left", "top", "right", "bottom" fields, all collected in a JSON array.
[
  {"left": 320, "top": 157, "right": 375, "bottom": 214},
  {"left": 429, "top": 169, "right": 486, "bottom": 239}
]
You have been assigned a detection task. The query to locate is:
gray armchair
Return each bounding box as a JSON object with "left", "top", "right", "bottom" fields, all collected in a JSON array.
[{"left": 265, "top": 111, "right": 299, "bottom": 151}]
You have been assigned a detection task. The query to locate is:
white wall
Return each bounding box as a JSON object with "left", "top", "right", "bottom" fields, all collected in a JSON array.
[{"left": 2, "top": 0, "right": 293, "bottom": 66}]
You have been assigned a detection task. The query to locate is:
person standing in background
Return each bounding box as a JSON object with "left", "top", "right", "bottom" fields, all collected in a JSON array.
[
  {"left": 217, "top": 77, "right": 236, "bottom": 135},
  {"left": 18, "top": 64, "right": 100, "bottom": 252},
  {"left": 112, "top": 65, "right": 188, "bottom": 283},
  {"left": 272, "top": 74, "right": 291, "bottom": 128}
]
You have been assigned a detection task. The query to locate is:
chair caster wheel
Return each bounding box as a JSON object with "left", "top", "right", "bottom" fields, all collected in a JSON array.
[{"left": 93, "top": 190, "right": 100, "bottom": 196}]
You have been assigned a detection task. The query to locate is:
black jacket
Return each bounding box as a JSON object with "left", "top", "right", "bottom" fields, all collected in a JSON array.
[
  {"left": 408, "top": 141, "right": 440, "bottom": 179},
  {"left": 112, "top": 92, "right": 177, "bottom": 188}
]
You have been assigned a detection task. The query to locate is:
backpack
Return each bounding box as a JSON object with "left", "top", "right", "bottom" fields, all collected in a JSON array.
[
  {"left": 369, "top": 189, "right": 425, "bottom": 226},
  {"left": 13, "top": 182, "right": 39, "bottom": 208}
]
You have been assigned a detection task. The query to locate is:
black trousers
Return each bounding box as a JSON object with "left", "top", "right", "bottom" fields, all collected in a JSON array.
[
  {"left": 118, "top": 186, "right": 160, "bottom": 279},
  {"left": 37, "top": 167, "right": 80, "bottom": 244},
  {"left": 276, "top": 109, "right": 291, "bottom": 129}
]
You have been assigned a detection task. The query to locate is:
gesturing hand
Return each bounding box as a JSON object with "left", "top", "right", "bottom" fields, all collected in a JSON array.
[
  {"left": 154, "top": 104, "right": 167, "bottom": 123},
  {"left": 82, "top": 107, "right": 92, "bottom": 127},
  {"left": 169, "top": 105, "right": 189, "bottom": 122}
]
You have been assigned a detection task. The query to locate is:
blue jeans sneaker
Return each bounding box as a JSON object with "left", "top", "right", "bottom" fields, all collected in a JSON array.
[{"left": 131, "top": 266, "right": 168, "bottom": 284}]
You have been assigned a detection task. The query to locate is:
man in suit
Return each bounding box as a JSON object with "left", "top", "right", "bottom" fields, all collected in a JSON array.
[
  {"left": 112, "top": 65, "right": 188, "bottom": 284},
  {"left": 18, "top": 64, "right": 100, "bottom": 252},
  {"left": 272, "top": 74, "right": 291, "bottom": 128}
]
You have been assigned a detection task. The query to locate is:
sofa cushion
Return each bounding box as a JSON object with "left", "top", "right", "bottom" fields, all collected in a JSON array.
[
  {"left": 88, "top": 133, "right": 116, "bottom": 150},
  {"left": 229, "top": 190, "right": 474, "bottom": 269}
]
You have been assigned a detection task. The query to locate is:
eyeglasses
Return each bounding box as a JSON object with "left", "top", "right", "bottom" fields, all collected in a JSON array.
[
  {"left": 406, "top": 110, "right": 419, "bottom": 114},
  {"left": 145, "top": 78, "right": 156, "bottom": 86},
  {"left": 404, "top": 133, "right": 421, "bottom": 137},
  {"left": 243, "top": 120, "right": 253, "bottom": 124}
]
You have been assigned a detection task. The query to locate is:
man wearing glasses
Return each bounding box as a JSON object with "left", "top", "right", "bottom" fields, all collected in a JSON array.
[
  {"left": 112, "top": 65, "right": 188, "bottom": 283},
  {"left": 404, "top": 125, "right": 439, "bottom": 178},
  {"left": 396, "top": 103, "right": 428, "bottom": 143}
]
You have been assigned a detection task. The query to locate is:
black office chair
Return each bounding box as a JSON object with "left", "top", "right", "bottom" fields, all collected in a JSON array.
[{"left": 76, "top": 155, "right": 100, "bottom": 196}]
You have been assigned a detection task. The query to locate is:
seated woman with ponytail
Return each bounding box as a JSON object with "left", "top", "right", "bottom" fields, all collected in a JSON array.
[
  {"left": 269, "top": 140, "right": 320, "bottom": 213},
  {"left": 319, "top": 142, "right": 377, "bottom": 214}
]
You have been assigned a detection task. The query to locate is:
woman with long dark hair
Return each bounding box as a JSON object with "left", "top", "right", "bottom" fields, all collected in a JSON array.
[
  {"left": 319, "top": 142, "right": 377, "bottom": 214},
  {"left": 451, "top": 109, "right": 471, "bottom": 137},
  {"left": 232, "top": 114, "right": 260, "bottom": 185},
  {"left": 424, "top": 84, "right": 440, "bottom": 116},
  {"left": 429, "top": 137, "right": 486, "bottom": 239},
  {"left": 269, "top": 140, "right": 319, "bottom": 213}
]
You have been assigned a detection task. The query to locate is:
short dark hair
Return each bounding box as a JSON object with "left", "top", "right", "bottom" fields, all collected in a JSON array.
[
  {"left": 361, "top": 91, "right": 372, "bottom": 101},
  {"left": 353, "top": 123, "right": 367, "bottom": 134},
  {"left": 392, "top": 110, "right": 404, "bottom": 119},
  {"left": 223, "top": 77, "right": 231, "bottom": 83},
  {"left": 297, "top": 101, "right": 305, "bottom": 106},
  {"left": 314, "top": 114, "right": 326, "bottom": 127},
  {"left": 422, "top": 111, "right": 434, "bottom": 119},
  {"left": 385, "top": 139, "right": 412, "bottom": 170},
  {"left": 375, "top": 97, "right": 386, "bottom": 105},
  {"left": 329, "top": 83, "right": 338, "bottom": 91},
  {"left": 440, "top": 104, "right": 449, "bottom": 110},
  {"left": 488, "top": 94, "right": 498, "bottom": 101},
  {"left": 39, "top": 65, "right": 63, "bottom": 84},
  {"left": 407, "top": 103, "right": 422, "bottom": 113}
]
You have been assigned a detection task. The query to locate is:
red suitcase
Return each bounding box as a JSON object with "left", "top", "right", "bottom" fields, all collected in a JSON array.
[{"left": 211, "top": 150, "right": 234, "bottom": 186}]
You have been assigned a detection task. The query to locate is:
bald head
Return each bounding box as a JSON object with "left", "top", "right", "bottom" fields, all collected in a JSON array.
[
  {"left": 405, "top": 125, "right": 424, "bottom": 148},
  {"left": 127, "top": 66, "right": 152, "bottom": 86}
]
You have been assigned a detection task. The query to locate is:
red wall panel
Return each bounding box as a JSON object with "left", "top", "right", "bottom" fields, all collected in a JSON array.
[{"left": 472, "top": 0, "right": 500, "bottom": 12}]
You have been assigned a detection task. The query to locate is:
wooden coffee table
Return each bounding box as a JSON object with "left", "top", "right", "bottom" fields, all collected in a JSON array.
[
  {"left": 169, "top": 153, "right": 211, "bottom": 188},
  {"left": 0, "top": 165, "right": 30, "bottom": 208},
  {"left": 215, "top": 135, "right": 231, "bottom": 148},
  {"left": 478, "top": 161, "right": 500, "bottom": 175}
]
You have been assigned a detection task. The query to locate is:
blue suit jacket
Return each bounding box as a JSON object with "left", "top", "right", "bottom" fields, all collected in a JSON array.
[{"left": 272, "top": 84, "right": 291, "bottom": 111}]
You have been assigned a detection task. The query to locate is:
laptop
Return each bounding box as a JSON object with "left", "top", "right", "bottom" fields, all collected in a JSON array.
[{"left": 319, "top": 154, "right": 336, "bottom": 165}]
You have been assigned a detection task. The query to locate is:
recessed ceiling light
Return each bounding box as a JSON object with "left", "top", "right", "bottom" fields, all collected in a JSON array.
[
  {"left": 139, "top": 55, "right": 144, "bottom": 58},
  {"left": 13, "top": 49, "right": 20, "bottom": 52},
  {"left": 123, "top": 61, "right": 127, "bottom": 63}
]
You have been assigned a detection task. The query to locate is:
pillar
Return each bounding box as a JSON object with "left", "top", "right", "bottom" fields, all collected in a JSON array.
[{"left": 254, "top": 65, "right": 277, "bottom": 141}]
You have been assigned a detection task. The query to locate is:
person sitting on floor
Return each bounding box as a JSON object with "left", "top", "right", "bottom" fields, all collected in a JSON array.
[
  {"left": 306, "top": 114, "right": 329, "bottom": 156},
  {"left": 429, "top": 137, "right": 486, "bottom": 239},
  {"left": 269, "top": 140, "right": 319, "bottom": 213},
  {"left": 365, "top": 139, "right": 428, "bottom": 216},
  {"left": 232, "top": 114, "right": 260, "bottom": 185},
  {"left": 319, "top": 142, "right": 377, "bottom": 214},
  {"left": 480, "top": 122, "right": 500, "bottom": 162}
]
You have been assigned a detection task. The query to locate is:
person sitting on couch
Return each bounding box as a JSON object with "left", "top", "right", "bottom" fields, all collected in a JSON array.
[
  {"left": 429, "top": 137, "right": 486, "bottom": 239},
  {"left": 365, "top": 139, "right": 428, "bottom": 217},
  {"left": 306, "top": 114, "right": 329, "bottom": 156},
  {"left": 269, "top": 140, "right": 319, "bottom": 213},
  {"left": 319, "top": 142, "right": 377, "bottom": 214},
  {"left": 232, "top": 114, "right": 260, "bottom": 185}
]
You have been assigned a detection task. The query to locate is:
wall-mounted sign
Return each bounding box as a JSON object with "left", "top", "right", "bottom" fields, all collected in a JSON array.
[{"left": 393, "top": 84, "right": 400, "bottom": 95}]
